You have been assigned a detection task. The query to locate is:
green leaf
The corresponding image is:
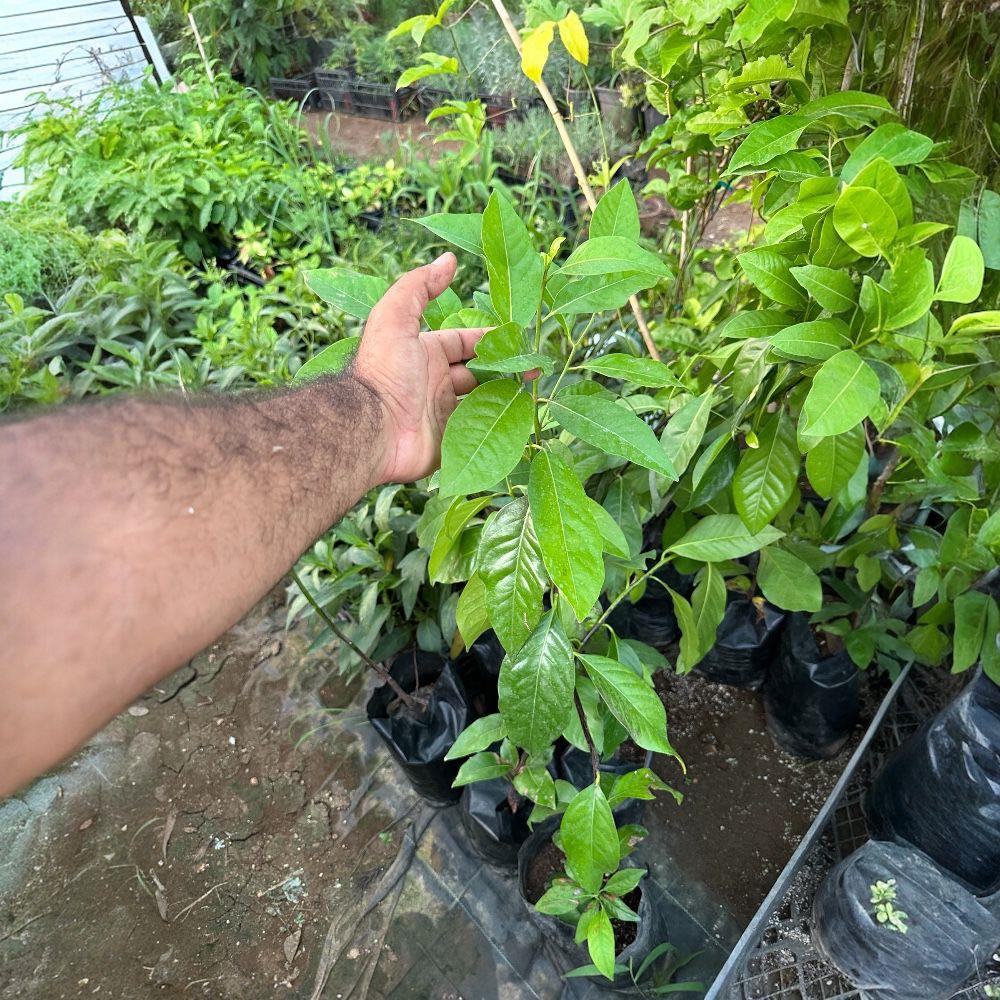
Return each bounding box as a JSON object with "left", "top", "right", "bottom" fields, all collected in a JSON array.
[
  {"left": 586, "top": 498, "right": 631, "bottom": 558},
  {"left": 468, "top": 322, "right": 554, "bottom": 376},
  {"left": 661, "top": 391, "right": 714, "bottom": 477},
  {"left": 758, "top": 548, "right": 822, "bottom": 612},
  {"left": 833, "top": 187, "right": 897, "bottom": 257},
  {"left": 883, "top": 248, "right": 935, "bottom": 329},
  {"left": 560, "top": 783, "right": 619, "bottom": 894},
  {"left": 528, "top": 450, "right": 604, "bottom": 620},
  {"left": 585, "top": 907, "right": 617, "bottom": 980},
  {"left": 771, "top": 319, "right": 851, "bottom": 362},
  {"left": 499, "top": 611, "right": 575, "bottom": 753},
  {"left": 578, "top": 354, "right": 681, "bottom": 387},
  {"left": 789, "top": 264, "right": 856, "bottom": 312},
  {"left": 729, "top": 115, "right": 810, "bottom": 172},
  {"left": 591, "top": 181, "right": 640, "bottom": 241},
  {"left": 692, "top": 563, "right": 727, "bottom": 654},
  {"left": 444, "top": 714, "right": 506, "bottom": 760},
  {"left": 719, "top": 309, "right": 792, "bottom": 340},
  {"left": 549, "top": 388, "right": 677, "bottom": 479},
  {"left": 396, "top": 54, "right": 458, "bottom": 89},
  {"left": 603, "top": 866, "right": 646, "bottom": 897},
  {"left": 668, "top": 514, "right": 783, "bottom": 562},
  {"left": 935, "top": 235, "right": 985, "bottom": 304},
  {"left": 801, "top": 350, "right": 881, "bottom": 436},
  {"left": 737, "top": 248, "right": 806, "bottom": 307},
  {"left": 422, "top": 287, "right": 463, "bottom": 330},
  {"left": 953, "top": 590, "right": 991, "bottom": 673},
  {"left": 607, "top": 769, "right": 679, "bottom": 809},
  {"left": 798, "top": 91, "right": 894, "bottom": 124},
  {"left": 560, "top": 236, "right": 670, "bottom": 279},
  {"left": 535, "top": 878, "right": 585, "bottom": 916},
  {"left": 453, "top": 751, "right": 511, "bottom": 786},
  {"left": 293, "top": 337, "right": 360, "bottom": 381},
  {"left": 478, "top": 497, "right": 547, "bottom": 652},
  {"left": 456, "top": 572, "right": 490, "bottom": 647},
  {"left": 851, "top": 157, "right": 913, "bottom": 227},
  {"left": 804, "top": 426, "right": 865, "bottom": 500},
  {"left": 428, "top": 495, "right": 493, "bottom": 581},
  {"left": 440, "top": 380, "right": 534, "bottom": 496},
  {"left": 733, "top": 411, "right": 798, "bottom": 532},
  {"left": 549, "top": 272, "right": 658, "bottom": 315},
  {"left": 413, "top": 213, "right": 483, "bottom": 255},
  {"left": 304, "top": 268, "right": 388, "bottom": 319},
  {"left": 579, "top": 654, "right": 675, "bottom": 754},
  {"left": 482, "top": 192, "right": 543, "bottom": 326},
  {"left": 841, "top": 123, "right": 934, "bottom": 184}
]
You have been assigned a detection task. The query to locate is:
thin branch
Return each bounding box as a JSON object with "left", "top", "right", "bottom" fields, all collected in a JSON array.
[
  {"left": 291, "top": 568, "right": 420, "bottom": 712},
  {"left": 574, "top": 692, "right": 601, "bottom": 783},
  {"left": 488, "top": 0, "right": 660, "bottom": 360},
  {"left": 867, "top": 447, "right": 901, "bottom": 515}
]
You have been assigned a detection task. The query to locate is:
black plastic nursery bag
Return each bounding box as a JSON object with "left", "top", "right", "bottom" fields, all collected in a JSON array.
[
  {"left": 366, "top": 651, "right": 471, "bottom": 807},
  {"left": 866, "top": 668, "right": 1000, "bottom": 896},
  {"left": 812, "top": 839, "right": 1000, "bottom": 1000},
  {"left": 696, "top": 594, "right": 785, "bottom": 689},
  {"left": 458, "top": 777, "right": 531, "bottom": 868},
  {"left": 763, "top": 613, "right": 860, "bottom": 759},
  {"left": 607, "top": 564, "right": 692, "bottom": 651}
]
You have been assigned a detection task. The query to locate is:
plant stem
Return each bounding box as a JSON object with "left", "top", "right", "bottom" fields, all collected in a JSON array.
[
  {"left": 487, "top": 0, "right": 660, "bottom": 360},
  {"left": 290, "top": 568, "right": 420, "bottom": 711},
  {"left": 574, "top": 692, "right": 601, "bottom": 783},
  {"left": 580, "top": 551, "right": 673, "bottom": 649}
]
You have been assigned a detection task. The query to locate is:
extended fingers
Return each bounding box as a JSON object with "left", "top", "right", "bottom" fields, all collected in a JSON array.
[{"left": 429, "top": 327, "right": 489, "bottom": 364}]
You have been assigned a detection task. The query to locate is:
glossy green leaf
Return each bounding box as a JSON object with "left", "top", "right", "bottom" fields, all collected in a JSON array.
[
  {"left": 440, "top": 380, "right": 534, "bottom": 495},
  {"left": 586, "top": 498, "right": 631, "bottom": 558},
  {"left": 733, "top": 411, "right": 799, "bottom": 532},
  {"left": 412, "top": 213, "right": 483, "bottom": 256},
  {"left": 499, "top": 610, "right": 575, "bottom": 753},
  {"left": 549, "top": 388, "right": 677, "bottom": 479},
  {"left": 841, "top": 123, "right": 934, "bottom": 184},
  {"left": 953, "top": 591, "right": 992, "bottom": 673},
  {"left": 293, "top": 336, "right": 360, "bottom": 381},
  {"left": 590, "top": 181, "right": 640, "bottom": 241},
  {"left": 758, "top": 548, "right": 822, "bottom": 612},
  {"left": 482, "top": 192, "right": 543, "bottom": 325},
  {"left": 578, "top": 354, "right": 681, "bottom": 387},
  {"left": 549, "top": 272, "right": 658, "bottom": 315},
  {"left": 737, "top": 248, "right": 806, "bottom": 307},
  {"left": 579, "top": 654, "right": 675, "bottom": 755},
  {"left": 456, "top": 572, "right": 490, "bottom": 647},
  {"left": 444, "top": 713, "right": 506, "bottom": 760},
  {"left": 719, "top": 309, "right": 792, "bottom": 340},
  {"left": 585, "top": 908, "right": 617, "bottom": 981},
  {"left": 935, "top": 235, "right": 985, "bottom": 304},
  {"left": 304, "top": 268, "right": 388, "bottom": 319},
  {"left": 851, "top": 157, "right": 913, "bottom": 227},
  {"left": 801, "top": 350, "right": 881, "bottom": 436},
  {"left": 528, "top": 450, "right": 604, "bottom": 620},
  {"left": 669, "top": 514, "right": 783, "bottom": 562},
  {"left": 428, "top": 495, "right": 493, "bottom": 580},
  {"left": 468, "top": 322, "right": 554, "bottom": 376},
  {"left": 833, "top": 187, "right": 897, "bottom": 257},
  {"left": 804, "top": 425, "right": 865, "bottom": 500},
  {"left": 692, "top": 563, "right": 727, "bottom": 655},
  {"left": 729, "top": 115, "right": 809, "bottom": 171},
  {"left": 560, "top": 236, "right": 670, "bottom": 279},
  {"left": 560, "top": 783, "right": 619, "bottom": 894},
  {"left": 478, "top": 497, "right": 547, "bottom": 652},
  {"left": 661, "top": 391, "right": 715, "bottom": 477},
  {"left": 422, "top": 286, "right": 463, "bottom": 330},
  {"left": 771, "top": 319, "right": 852, "bottom": 362},
  {"left": 789, "top": 264, "right": 856, "bottom": 313},
  {"left": 798, "top": 91, "right": 894, "bottom": 124},
  {"left": 883, "top": 248, "right": 935, "bottom": 329},
  {"left": 453, "top": 751, "right": 511, "bottom": 786}
]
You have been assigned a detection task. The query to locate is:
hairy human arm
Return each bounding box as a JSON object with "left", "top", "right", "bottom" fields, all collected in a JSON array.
[{"left": 0, "top": 253, "right": 482, "bottom": 796}]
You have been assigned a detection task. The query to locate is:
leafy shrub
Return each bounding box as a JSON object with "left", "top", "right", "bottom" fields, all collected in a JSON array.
[
  {"left": 492, "top": 104, "right": 609, "bottom": 180},
  {"left": 0, "top": 204, "right": 90, "bottom": 303}
]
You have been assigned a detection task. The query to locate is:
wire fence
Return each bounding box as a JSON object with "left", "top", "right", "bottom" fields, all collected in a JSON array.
[{"left": 0, "top": 0, "right": 156, "bottom": 197}]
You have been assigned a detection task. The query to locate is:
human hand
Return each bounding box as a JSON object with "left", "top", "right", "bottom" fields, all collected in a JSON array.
[{"left": 353, "top": 253, "right": 486, "bottom": 485}]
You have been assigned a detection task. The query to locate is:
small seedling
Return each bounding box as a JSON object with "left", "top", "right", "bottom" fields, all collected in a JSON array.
[{"left": 870, "top": 879, "right": 908, "bottom": 934}]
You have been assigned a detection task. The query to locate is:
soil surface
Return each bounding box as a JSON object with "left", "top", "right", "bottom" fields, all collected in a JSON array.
[
  {"left": 648, "top": 669, "right": 879, "bottom": 926},
  {"left": 302, "top": 111, "right": 460, "bottom": 162}
]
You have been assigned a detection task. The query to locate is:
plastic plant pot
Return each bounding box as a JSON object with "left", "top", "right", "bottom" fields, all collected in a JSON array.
[
  {"left": 865, "top": 668, "right": 1000, "bottom": 896},
  {"left": 517, "top": 816, "right": 668, "bottom": 994},
  {"left": 269, "top": 75, "right": 318, "bottom": 109},
  {"left": 607, "top": 564, "right": 693, "bottom": 653},
  {"left": 696, "top": 593, "right": 785, "bottom": 690},
  {"left": 458, "top": 777, "right": 532, "bottom": 868},
  {"left": 314, "top": 70, "right": 354, "bottom": 112},
  {"left": 366, "top": 650, "right": 473, "bottom": 806},
  {"left": 763, "top": 613, "right": 860, "bottom": 759}
]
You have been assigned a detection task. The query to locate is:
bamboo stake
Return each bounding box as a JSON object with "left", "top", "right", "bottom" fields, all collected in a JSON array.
[{"left": 489, "top": 0, "right": 661, "bottom": 360}]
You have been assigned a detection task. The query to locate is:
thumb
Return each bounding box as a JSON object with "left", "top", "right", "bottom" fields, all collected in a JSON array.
[{"left": 366, "top": 253, "right": 457, "bottom": 336}]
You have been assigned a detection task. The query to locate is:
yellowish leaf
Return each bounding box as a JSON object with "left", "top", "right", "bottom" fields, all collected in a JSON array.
[
  {"left": 558, "top": 11, "right": 589, "bottom": 66},
  {"left": 521, "top": 20, "right": 555, "bottom": 83}
]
